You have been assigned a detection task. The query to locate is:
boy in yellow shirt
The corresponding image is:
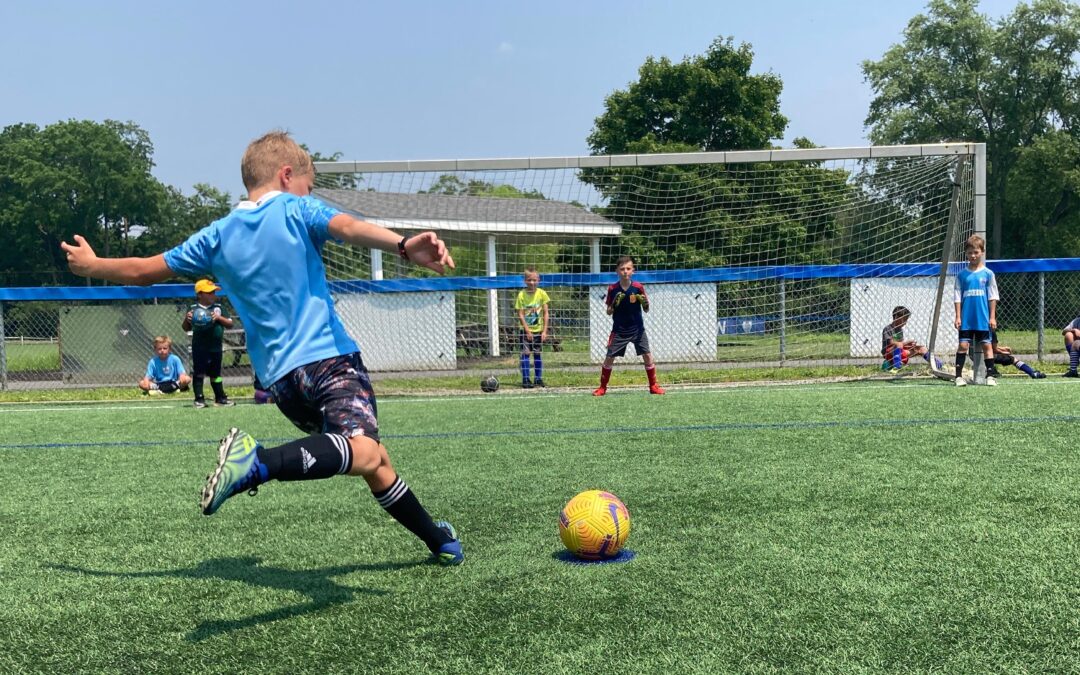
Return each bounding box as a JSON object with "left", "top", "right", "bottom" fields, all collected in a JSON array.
[{"left": 514, "top": 266, "right": 550, "bottom": 388}]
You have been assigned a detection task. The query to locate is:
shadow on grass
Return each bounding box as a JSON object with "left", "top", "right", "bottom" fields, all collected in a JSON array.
[{"left": 49, "top": 556, "right": 423, "bottom": 641}]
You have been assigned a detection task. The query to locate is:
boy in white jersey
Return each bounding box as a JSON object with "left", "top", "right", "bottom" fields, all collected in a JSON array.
[
  {"left": 952, "top": 234, "right": 1000, "bottom": 387},
  {"left": 61, "top": 131, "right": 463, "bottom": 566}
]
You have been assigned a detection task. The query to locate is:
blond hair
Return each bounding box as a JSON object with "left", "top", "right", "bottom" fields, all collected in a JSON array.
[
  {"left": 153, "top": 335, "right": 172, "bottom": 348},
  {"left": 964, "top": 234, "right": 986, "bottom": 252},
  {"left": 241, "top": 130, "right": 314, "bottom": 192}
]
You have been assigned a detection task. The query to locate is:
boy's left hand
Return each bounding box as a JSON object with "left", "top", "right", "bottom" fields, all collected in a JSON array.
[
  {"left": 404, "top": 232, "right": 455, "bottom": 274},
  {"left": 990, "top": 318, "right": 997, "bottom": 330}
]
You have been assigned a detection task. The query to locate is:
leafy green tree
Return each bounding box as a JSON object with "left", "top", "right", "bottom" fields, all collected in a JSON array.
[
  {"left": 862, "top": 0, "right": 1080, "bottom": 257},
  {"left": 583, "top": 39, "right": 861, "bottom": 271},
  {"left": 1006, "top": 131, "right": 1080, "bottom": 256},
  {"left": 139, "top": 183, "right": 233, "bottom": 255},
  {"left": 588, "top": 37, "right": 787, "bottom": 155},
  {"left": 0, "top": 119, "right": 168, "bottom": 285}
]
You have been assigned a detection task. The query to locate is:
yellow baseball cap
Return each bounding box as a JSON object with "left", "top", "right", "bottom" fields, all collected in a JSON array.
[{"left": 194, "top": 279, "right": 221, "bottom": 294}]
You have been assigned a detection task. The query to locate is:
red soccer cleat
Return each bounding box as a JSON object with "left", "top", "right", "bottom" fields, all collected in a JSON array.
[
  {"left": 649, "top": 384, "right": 666, "bottom": 395},
  {"left": 592, "top": 387, "right": 607, "bottom": 397}
]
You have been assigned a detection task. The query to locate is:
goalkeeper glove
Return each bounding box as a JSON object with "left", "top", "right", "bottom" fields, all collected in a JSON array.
[
  {"left": 639, "top": 294, "right": 649, "bottom": 310},
  {"left": 613, "top": 292, "right": 625, "bottom": 307}
]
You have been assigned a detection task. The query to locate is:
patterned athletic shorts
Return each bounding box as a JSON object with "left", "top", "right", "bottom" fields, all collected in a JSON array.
[{"left": 267, "top": 352, "right": 380, "bottom": 441}]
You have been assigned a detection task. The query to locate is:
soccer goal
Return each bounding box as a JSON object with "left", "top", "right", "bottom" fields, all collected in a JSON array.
[{"left": 312, "top": 144, "right": 983, "bottom": 385}]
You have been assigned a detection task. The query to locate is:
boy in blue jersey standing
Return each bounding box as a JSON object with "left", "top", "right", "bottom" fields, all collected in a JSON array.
[
  {"left": 139, "top": 335, "right": 192, "bottom": 395},
  {"left": 61, "top": 131, "right": 463, "bottom": 566},
  {"left": 953, "top": 235, "right": 1000, "bottom": 387},
  {"left": 593, "top": 256, "right": 664, "bottom": 396}
]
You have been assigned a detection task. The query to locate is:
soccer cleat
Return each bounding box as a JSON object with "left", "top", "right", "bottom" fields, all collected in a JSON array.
[
  {"left": 955, "top": 377, "right": 967, "bottom": 387},
  {"left": 194, "top": 399, "right": 207, "bottom": 409},
  {"left": 1064, "top": 370, "right": 1079, "bottom": 378},
  {"left": 200, "top": 428, "right": 266, "bottom": 516},
  {"left": 592, "top": 387, "right": 607, "bottom": 396},
  {"left": 433, "top": 520, "right": 464, "bottom": 566},
  {"left": 214, "top": 398, "right": 235, "bottom": 407},
  {"left": 533, "top": 378, "right": 546, "bottom": 388},
  {"left": 521, "top": 380, "right": 533, "bottom": 389},
  {"left": 986, "top": 376, "right": 998, "bottom": 386},
  {"left": 649, "top": 384, "right": 666, "bottom": 395},
  {"left": 147, "top": 388, "right": 163, "bottom": 396},
  {"left": 887, "top": 367, "right": 902, "bottom": 375},
  {"left": 1033, "top": 371, "right": 1046, "bottom": 379}
]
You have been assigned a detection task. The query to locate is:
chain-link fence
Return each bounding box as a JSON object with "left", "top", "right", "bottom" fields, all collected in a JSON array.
[{"left": 2, "top": 266, "right": 1077, "bottom": 391}]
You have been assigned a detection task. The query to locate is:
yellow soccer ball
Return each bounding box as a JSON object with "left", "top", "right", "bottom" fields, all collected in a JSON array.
[{"left": 558, "top": 490, "right": 631, "bottom": 560}]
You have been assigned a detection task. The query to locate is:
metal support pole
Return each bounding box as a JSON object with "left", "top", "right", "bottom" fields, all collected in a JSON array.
[
  {"left": 486, "top": 235, "right": 500, "bottom": 357},
  {"left": 371, "top": 249, "right": 384, "bottom": 281},
  {"left": 0, "top": 302, "right": 7, "bottom": 391},
  {"left": 779, "top": 278, "right": 786, "bottom": 366},
  {"left": 590, "top": 238, "right": 601, "bottom": 274},
  {"left": 1037, "top": 272, "right": 1045, "bottom": 362},
  {"left": 929, "top": 158, "right": 964, "bottom": 368}
]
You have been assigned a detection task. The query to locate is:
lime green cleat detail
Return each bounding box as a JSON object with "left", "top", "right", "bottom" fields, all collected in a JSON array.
[
  {"left": 434, "top": 520, "right": 464, "bottom": 566},
  {"left": 200, "top": 428, "right": 266, "bottom": 516}
]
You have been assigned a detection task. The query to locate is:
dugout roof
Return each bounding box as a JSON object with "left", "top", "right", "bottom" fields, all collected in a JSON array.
[{"left": 314, "top": 189, "right": 620, "bottom": 243}]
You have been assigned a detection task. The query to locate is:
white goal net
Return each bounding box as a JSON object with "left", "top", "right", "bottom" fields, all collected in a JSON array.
[{"left": 312, "top": 144, "right": 981, "bottom": 385}]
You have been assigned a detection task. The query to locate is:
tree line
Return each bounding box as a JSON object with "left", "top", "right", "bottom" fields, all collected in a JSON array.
[{"left": 2, "top": 0, "right": 1078, "bottom": 288}]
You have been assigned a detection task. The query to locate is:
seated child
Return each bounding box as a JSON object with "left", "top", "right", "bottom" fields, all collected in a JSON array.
[
  {"left": 1063, "top": 317, "right": 1080, "bottom": 377},
  {"left": 881, "top": 306, "right": 942, "bottom": 373},
  {"left": 991, "top": 331, "right": 1045, "bottom": 379},
  {"left": 139, "top": 335, "right": 192, "bottom": 395}
]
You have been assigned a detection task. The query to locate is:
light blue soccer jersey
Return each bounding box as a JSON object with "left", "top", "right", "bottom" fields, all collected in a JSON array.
[
  {"left": 163, "top": 192, "right": 359, "bottom": 386},
  {"left": 953, "top": 266, "right": 999, "bottom": 331},
  {"left": 146, "top": 353, "right": 186, "bottom": 383}
]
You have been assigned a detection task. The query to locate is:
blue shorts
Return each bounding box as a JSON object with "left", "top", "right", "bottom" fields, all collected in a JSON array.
[
  {"left": 958, "top": 330, "right": 992, "bottom": 345},
  {"left": 267, "top": 352, "right": 379, "bottom": 441}
]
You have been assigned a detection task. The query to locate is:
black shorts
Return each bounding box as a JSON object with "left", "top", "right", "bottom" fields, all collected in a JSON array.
[
  {"left": 191, "top": 348, "right": 223, "bottom": 378},
  {"left": 958, "top": 330, "right": 992, "bottom": 345},
  {"left": 605, "top": 327, "right": 651, "bottom": 358},
  {"left": 520, "top": 331, "right": 543, "bottom": 353},
  {"left": 267, "top": 352, "right": 380, "bottom": 441}
]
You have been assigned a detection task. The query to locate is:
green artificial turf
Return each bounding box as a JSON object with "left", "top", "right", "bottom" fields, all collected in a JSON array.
[{"left": 2, "top": 379, "right": 1079, "bottom": 673}]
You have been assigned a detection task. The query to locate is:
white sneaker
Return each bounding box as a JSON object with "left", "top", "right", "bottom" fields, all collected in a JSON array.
[
  {"left": 147, "top": 388, "right": 163, "bottom": 396},
  {"left": 986, "top": 376, "right": 997, "bottom": 386},
  {"left": 955, "top": 377, "right": 967, "bottom": 387}
]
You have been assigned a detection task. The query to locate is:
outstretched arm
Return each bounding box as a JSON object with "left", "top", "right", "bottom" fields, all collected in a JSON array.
[
  {"left": 328, "top": 215, "right": 454, "bottom": 274},
  {"left": 61, "top": 235, "right": 173, "bottom": 285}
]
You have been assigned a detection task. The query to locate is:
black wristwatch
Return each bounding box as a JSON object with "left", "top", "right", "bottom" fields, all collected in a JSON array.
[{"left": 397, "top": 237, "right": 409, "bottom": 260}]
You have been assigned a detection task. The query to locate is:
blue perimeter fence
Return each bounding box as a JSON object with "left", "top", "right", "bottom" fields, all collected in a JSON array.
[{"left": 3, "top": 259, "right": 1080, "bottom": 301}]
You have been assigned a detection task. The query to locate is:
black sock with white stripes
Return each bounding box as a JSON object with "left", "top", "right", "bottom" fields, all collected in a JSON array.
[
  {"left": 257, "top": 433, "right": 352, "bottom": 481},
  {"left": 373, "top": 476, "right": 452, "bottom": 553}
]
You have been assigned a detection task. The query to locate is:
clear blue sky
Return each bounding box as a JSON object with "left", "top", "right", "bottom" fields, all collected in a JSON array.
[{"left": 1, "top": 0, "right": 1020, "bottom": 197}]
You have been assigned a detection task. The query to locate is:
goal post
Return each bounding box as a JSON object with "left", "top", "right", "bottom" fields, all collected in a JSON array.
[{"left": 312, "top": 144, "right": 979, "bottom": 386}]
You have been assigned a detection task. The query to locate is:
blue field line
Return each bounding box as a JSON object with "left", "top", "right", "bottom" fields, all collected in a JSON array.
[{"left": 3, "top": 414, "right": 1079, "bottom": 451}]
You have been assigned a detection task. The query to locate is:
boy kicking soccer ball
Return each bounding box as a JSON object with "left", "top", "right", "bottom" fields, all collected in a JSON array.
[{"left": 62, "top": 131, "right": 463, "bottom": 566}]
